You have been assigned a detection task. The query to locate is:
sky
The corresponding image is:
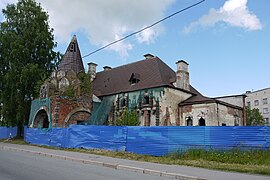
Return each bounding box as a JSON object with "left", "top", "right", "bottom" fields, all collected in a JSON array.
[{"left": 0, "top": 0, "right": 269, "bottom": 97}]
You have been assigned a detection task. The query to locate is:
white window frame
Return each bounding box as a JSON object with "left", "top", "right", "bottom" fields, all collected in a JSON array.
[{"left": 263, "top": 108, "right": 269, "bottom": 114}]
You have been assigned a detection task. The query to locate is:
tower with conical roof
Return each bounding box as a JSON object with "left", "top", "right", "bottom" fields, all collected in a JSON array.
[
  {"left": 58, "top": 35, "right": 84, "bottom": 74},
  {"left": 29, "top": 35, "right": 92, "bottom": 128}
]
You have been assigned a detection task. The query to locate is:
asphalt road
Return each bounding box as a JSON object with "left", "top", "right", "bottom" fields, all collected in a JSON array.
[{"left": 0, "top": 148, "right": 168, "bottom": 180}]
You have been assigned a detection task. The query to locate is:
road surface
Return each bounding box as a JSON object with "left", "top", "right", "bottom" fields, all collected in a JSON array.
[{"left": 0, "top": 148, "right": 168, "bottom": 180}]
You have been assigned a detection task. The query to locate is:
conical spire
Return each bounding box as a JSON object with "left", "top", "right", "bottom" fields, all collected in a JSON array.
[{"left": 58, "top": 35, "right": 84, "bottom": 74}]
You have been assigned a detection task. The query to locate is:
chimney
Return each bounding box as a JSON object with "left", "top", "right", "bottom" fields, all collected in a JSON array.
[
  {"left": 87, "top": 62, "right": 97, "bottom": 81},
  {"left": 144, "top": 53, "right": 154, "bottom": 59},
  {"left": 103, "top": 66, "right": 112, "bottom": 71},
  {"left": 176, "top": 60, "right": 190, "bottom": 91}
]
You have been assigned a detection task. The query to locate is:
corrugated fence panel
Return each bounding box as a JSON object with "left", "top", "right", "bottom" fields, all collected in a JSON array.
[
  {"left": 48, "top": 128, "right": 67, "bottom": 148},
  {"left": 233, "top": 126, "right": 269, "bottom": 150},
  {"left": 207, "top": 126, "right": 236, "bottom": 150},
  {"left": 67, "top": 125, "right": 127, "bottom": 151},
  {"left": 0, "top": 127, "right": 17, "bottom": 140},
  {"left": 24, "top": 126, "right": 270, "bottom": 156},
  {"left": 126, "top": 126, "right": 169, "bottom": 156},
  {"left": 25, "top": 128, "right": 65, "bottom": 147},
  {"left": 0, "top": 127, "right": 9, "bottom": 139},
  {"left": 168, "top": 127, "right": 206, "bottom": 153}
]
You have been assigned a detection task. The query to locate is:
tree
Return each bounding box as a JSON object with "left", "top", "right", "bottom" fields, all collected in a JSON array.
[
  {"left": 115, "top": 108, "right": 140, "bottom": 126},
  {"left": 246, "top": 106, "right": 265, "bottom": 126},
  {"left": 0, "top": 0, "right": 60, "bottom": 135}
]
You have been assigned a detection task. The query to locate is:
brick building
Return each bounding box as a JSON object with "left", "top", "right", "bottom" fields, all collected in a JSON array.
[
  {"left": 89, "top": 54, "right": 246, "bottom": 126},
  {"left": 29, "top": 36, "right": 92, "bottom": 128},
  {"left": 29, "top": 36, "right": 246, "bottom": 128}
]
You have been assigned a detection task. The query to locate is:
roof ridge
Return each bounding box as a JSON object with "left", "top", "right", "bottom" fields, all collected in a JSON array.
[{"left": 96, "top": 57, "right": 159, "bottom": 74}]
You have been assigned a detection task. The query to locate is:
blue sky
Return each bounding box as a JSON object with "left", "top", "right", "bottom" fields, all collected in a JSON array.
[{"left": 1, "top": 0, "right": 269, "bottom": 97}]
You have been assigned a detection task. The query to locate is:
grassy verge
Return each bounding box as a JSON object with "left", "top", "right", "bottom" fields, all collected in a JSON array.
[{"left": 1, "top": 139, "right": 270, "bottom": 175}]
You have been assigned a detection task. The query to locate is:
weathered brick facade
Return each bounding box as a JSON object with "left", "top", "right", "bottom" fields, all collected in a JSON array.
[{"left": 29, "top": 35, "right": 92, "bottom": 128}]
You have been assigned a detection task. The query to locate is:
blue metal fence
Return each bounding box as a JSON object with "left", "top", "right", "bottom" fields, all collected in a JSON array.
[
  {"left": 0, "top": 127, "right": 17, "bottom": 140},
  {"left": 24, "top": 126, "right": 270, "bottom": 156}
]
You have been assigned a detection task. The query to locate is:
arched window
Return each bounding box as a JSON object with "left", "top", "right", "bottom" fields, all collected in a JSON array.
[
  {"left": 199, "top": 117, "right": 206, "bottom": 126},
  {"left": 186, "top": 117, "right": 193, "bottom": 126}
]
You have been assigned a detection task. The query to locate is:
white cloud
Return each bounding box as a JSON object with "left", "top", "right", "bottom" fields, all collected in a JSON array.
[
  {"left": 38, "top": 0, "right": 175, "bottom": 57},
  {"left": 184, "top": 0, "right": 262, "bottom": 33},
  {"left": 136, "top": 27, "right": 160, "bottom": 44},
  {"left": 0, "top": 0, "right": 174, "bottom": 57}
]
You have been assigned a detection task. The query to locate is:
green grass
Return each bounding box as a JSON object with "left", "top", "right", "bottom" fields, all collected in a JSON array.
[
  {"left": 2, "top": 139, "right": 270, "bottom": 175},
  {"left": 0, "top": 137, "right": 27, "bottom": 145}
]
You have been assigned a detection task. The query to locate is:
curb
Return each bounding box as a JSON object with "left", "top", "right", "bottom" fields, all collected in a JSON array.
[{"left": 0, "top": 145, "right": 208, "bottom": 180}]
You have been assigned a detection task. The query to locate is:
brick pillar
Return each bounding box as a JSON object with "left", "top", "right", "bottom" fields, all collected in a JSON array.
[
  {"left": 144, "top": 110, "right": 150, "bottom": 126},
  {"left": 165, "top": 107, "right": 170, "bottom": 126},
  {"left": 54, "top": 91, "right": 60, "bottom": 127}
]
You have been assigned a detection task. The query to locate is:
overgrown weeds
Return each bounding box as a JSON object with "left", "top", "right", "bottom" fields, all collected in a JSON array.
[{"left": 169, "top": 148, "right": 270, "bottom": 165}]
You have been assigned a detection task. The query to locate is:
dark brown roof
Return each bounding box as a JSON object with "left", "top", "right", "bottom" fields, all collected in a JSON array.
[
  {"left": 58, "top": 35, "right": 84, "bottom": 74},
  {"left": 181, "top": 86, "right": 216, "bottom": 105},
  {"left": 92, "top": 56, "right": 243, "bottom": 110},
  {"left": 93, "top": 57, "right": 177, "bottom": 97},
  {"left": 180, "top": 86, "right": 243, "bottom": 109}
]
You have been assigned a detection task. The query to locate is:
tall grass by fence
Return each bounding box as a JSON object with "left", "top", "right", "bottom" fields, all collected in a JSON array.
[
  {"left": 24, "top": 126, "right": 270, "bottom": 156},
  {"left": 0, "top": 127, "right": 17, "bottom": 140}
]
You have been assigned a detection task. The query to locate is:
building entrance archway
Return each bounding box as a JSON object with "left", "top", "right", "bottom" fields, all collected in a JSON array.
[{"left": 33, "top": 109, "right": 49, "bottom": 128}]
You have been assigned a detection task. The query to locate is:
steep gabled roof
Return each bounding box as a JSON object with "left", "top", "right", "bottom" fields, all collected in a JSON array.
[
  {"left": 93, "top": 57, "right": 177, "bottom": 97},
  {"left": 58, "top": 35, "right": 84, "bottom": 74}
]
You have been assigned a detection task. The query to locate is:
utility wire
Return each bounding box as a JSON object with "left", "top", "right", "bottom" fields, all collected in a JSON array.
[{"left": 82, "top": 0, "right": 205, "bottom": 59}]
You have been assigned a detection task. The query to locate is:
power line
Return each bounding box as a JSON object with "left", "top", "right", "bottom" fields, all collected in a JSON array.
[{"left": 82, "top": 0, "right": 205, "bottom": 59}]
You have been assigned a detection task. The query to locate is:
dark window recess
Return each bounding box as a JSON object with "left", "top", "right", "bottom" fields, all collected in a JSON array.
[
  {"left": 120, "top": 98, "right": 126, "bottom": 107},
  {"left": 69, "top": 43, "right": 76, "bottom": 52},
  {"left": 186, "top": 117, "right": 193, "bottom": 126},
  {"left": 129, "top": 73, "right": 140, "bottom": 85},
  {"left": 77, "top": 120, "right": 84, "bottom": 125},
  {"left": 144, "top": 96, "right": 150, "bottom": 105},
  {"left": 199, "top": 117, "right": 205, "bottom": 126},
  {"left": 138, "top": 96, "right": 142, "bottom": 109}
]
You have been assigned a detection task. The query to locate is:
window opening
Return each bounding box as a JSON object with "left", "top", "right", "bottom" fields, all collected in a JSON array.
[{"left": 199, "top": 117, "right": 205, "bottom": 126}]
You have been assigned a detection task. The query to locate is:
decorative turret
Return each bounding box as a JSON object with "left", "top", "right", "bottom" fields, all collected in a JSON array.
[
  {"left": 88, "top": 62, "right": 97, "bottom": 81},
  {"left": 175, "top": 60, "right": 190, "bottom": 91},
  {"left": 58, "top": 35, "right": 84, "bottom": 74}
]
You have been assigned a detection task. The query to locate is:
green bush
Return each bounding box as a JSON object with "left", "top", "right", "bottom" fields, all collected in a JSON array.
[{"left": 115, "top": 108, "right": 140, "bottom": 126}]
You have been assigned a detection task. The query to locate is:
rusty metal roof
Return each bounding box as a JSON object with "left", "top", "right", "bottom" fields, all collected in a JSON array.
[{"left": 58, "top": 35, "right": 84, "bottom": 74}]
